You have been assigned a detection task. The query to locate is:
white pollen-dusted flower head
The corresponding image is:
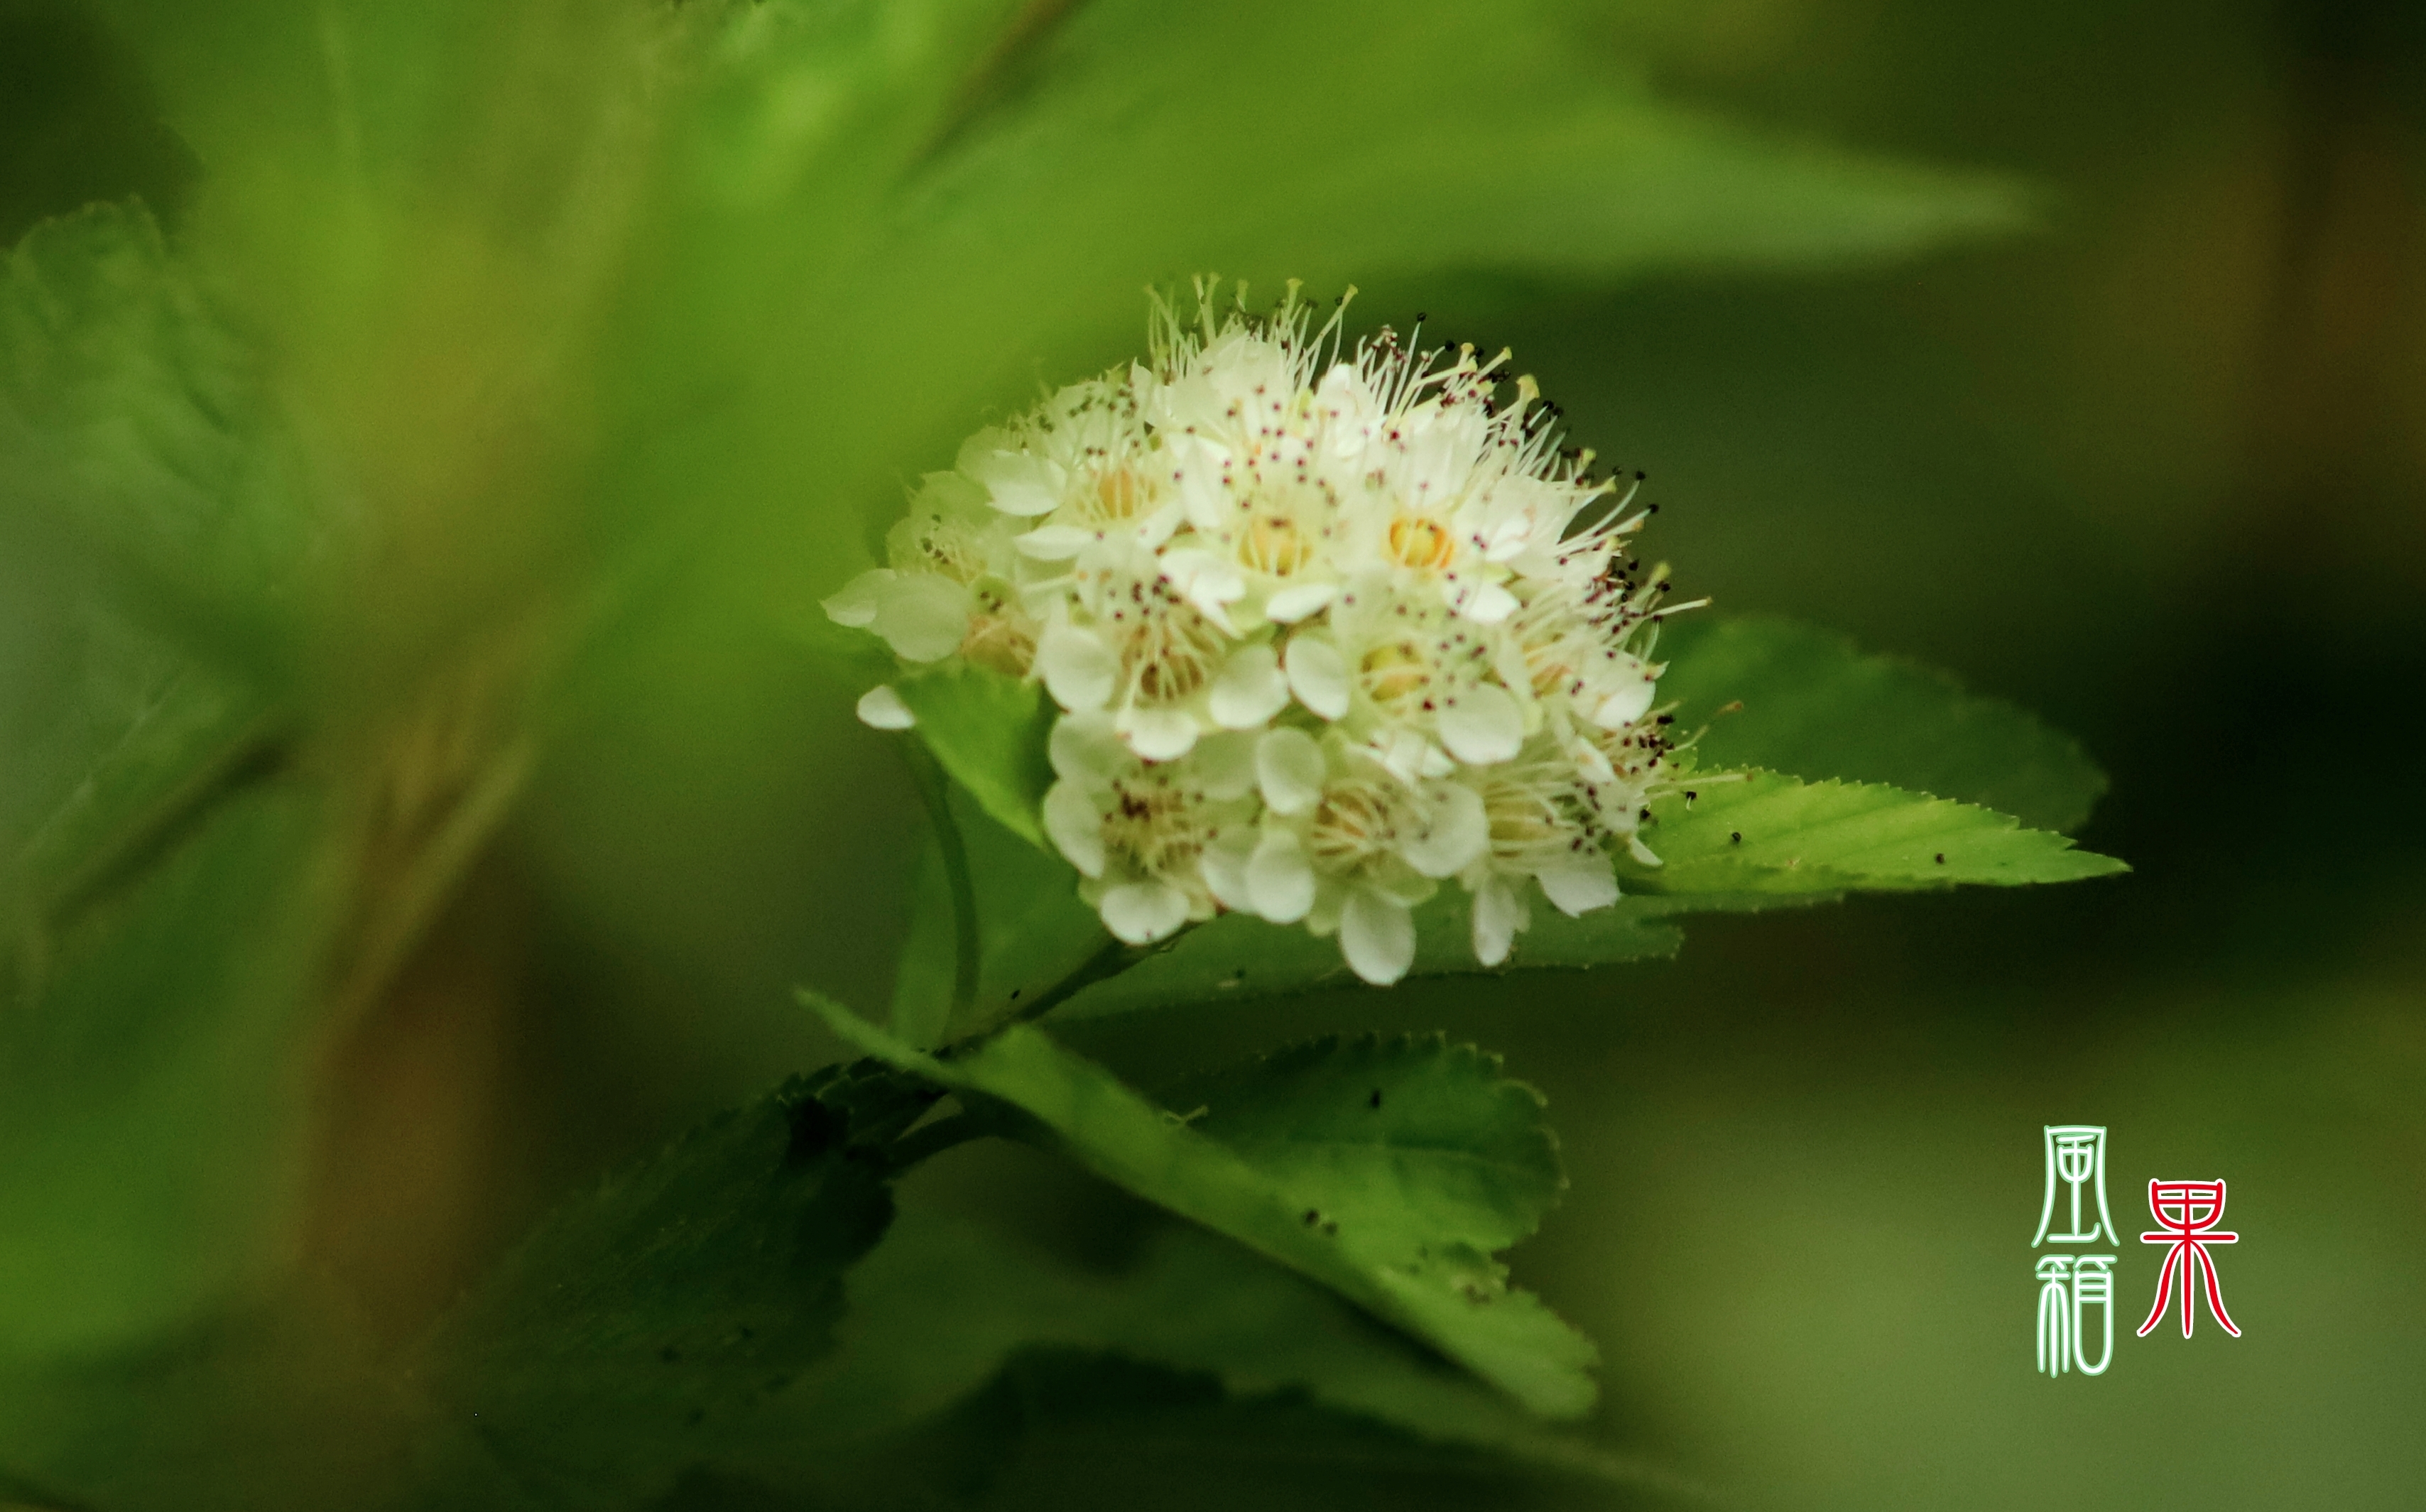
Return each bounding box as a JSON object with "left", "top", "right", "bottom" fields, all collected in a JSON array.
[{"left": 830, "top": 282, "right": 1706, "bottom": 985}]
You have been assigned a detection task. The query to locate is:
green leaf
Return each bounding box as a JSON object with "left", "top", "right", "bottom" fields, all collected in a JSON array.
[
  {"left": 702, "top": 1195, "right": 1678, "bottom": 1502},
  {"left": 408, "top": 1061, "right": 936, "bottom": 1507},
  {"left": 1163, "top": 1035, "right": 1565, "bottom": 1257},
  {"left": 0, "top": 782, "right": 335, "bottom": 1363},
  {"left": 1658, "top": 616, "right": 2109, "bottom": 832},
  {"left": 810, "top": 1003, "right": 1600, "bottom": 1419},
  {"left": 1634, "top": 770, "right": 2130, "bottom": 896},
  {"left": 0, "top": 596, "right": 276, "bottom": 936},
  {"left": 1052, "top": 897, "right": 1659, "bottom": 1022},
  {"left": 1051, "top": 886, "right": 1843, "bottom": 1022},
  {"left": 893, "top": 659, "right": 1055, "bottom": 849},
  {"left": 0, "top": 201, "right": 314, "bottom": 670},
  {"left": 903, "top": 0, "right": 2029, "bottom": 288},
  {"left": 799, "top": 1349, "right": 1647, "bottom": 1512},
  {"left": 605, "top": 0, "right": 2035, "bottom": 600}
]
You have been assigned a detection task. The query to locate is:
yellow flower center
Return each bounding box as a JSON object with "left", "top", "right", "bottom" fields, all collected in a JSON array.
[
  {"left": 1387, "top": 515, "right": 1456, "bottom": 570},
  {"left": 1358, "top": 639, "right": 1432, "bottom": 711}
]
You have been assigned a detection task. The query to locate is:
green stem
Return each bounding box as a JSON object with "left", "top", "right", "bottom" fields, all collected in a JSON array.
[
  {"left": 883, "top": 1109, "right": 988, "bottom": 1170},
  {"left": 937, "top": 928, "right": 1177, "bottom": 1057},
  {"left": 901, "top": 741, "right": 981, "bottom": 1029}
]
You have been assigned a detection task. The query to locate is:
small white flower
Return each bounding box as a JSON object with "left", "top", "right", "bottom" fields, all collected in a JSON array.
[
  {"left": 1043, "top": 712, "right": 1258, "bottom": 943},
  {"left": 830, "top": 281, "right": 1707, "bottom": 984}
]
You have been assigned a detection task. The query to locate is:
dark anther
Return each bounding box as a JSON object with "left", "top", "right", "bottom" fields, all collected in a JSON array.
[
  {"left": 1935, "top": 853, "right": 1947, "bottom": 864},
  {"left": 1369, "top": 1089, "right": 1383, "bottom": 1109},
  {"left": 1302, "top": 1208, "right": 1321, "bottom": 1226},
  {"left": 1730, "top": 832, "right": 1743, "bottom": 844}
]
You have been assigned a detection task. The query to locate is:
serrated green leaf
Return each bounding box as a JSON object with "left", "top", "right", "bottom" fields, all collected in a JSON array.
[
  {"left": 1635, "top": 769, "right": 2129, "bottom": 896},
  {"left": 810, "top": 1003, "right": 1599, "bottom": 1419},
  {"left": 892, "top": 660, "right": 1055, "bottom": 849},
  {"left": 408, "top": 1060, "right": 939, "bottom": 1508},
  {"left": 0, "top": 783, "right": 335, "bottom": 1363},
  {"left": 1163, "top": 1035, "right": 1565, "bottom": 1257},
  {"left": 1658, "top": 616, "right": 2109, "bottom": 832},
  {"left": 1051, "top": 886, "right": 1847, "bottom": 1021},
  {"left": 0, "top": 201, "right": 314, "bottom": 669}
]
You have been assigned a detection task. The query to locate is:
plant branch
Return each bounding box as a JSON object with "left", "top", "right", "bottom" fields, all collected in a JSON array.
[
  {"left": 939, "top": 928, "right": 1175, "bottom": 1057},
  {"left": 901, "top": 740, "right": 981, "bottom": 1028},
  {"left": 882, "top": 1109, "right": 989, "bottom": 1170}
]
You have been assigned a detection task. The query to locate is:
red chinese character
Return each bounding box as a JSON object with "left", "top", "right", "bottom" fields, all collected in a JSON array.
[{"left": 2137, "top": 1179, "right": 2241, "bottom": 1339}]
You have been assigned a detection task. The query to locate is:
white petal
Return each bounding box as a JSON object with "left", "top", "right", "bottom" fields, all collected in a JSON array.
[
  {"left": 1266, "top": 581, "right": 1338, "bottom": 624},
  {"left": 1305, "top": 881, "right": 1345, "bottom": 937},
  {"left": 1038, "top": 622, "right": 1116, "bottom": 710},
  {"left": 1247, "top": 830, "right": 1315, "bottom": 924},
  {"left": 1210, "top": 644, "right": 1290, "bottom": 729},
  {"left": 874, "top": 575, "right": 971, "bottom": 663},
  {"left": 1256, "top": 727, "right": 1327, "bottom": 815},
  {"left": 1136, "top": 501, "right": 1187, "bottom": 550},
  {"left": 1339, "top": 888, "right": 1417, "bottom": 986},
  {"left": 1401, "top": 783, "right": 1487, "bottom": 879},
  {"left": 1537, "top": 859, "right": 1619, "bottom": 917},
  {"left": 1121, "top": 706, "right": 1199, "bottom": 761},
  {"left": 1572, "top": 739, "right": 1616, "bottom": 785},
  {"left": 1464, "top": 580, "right": 1519, "bottom": 624},
  {"left": 1192, "top": 729, "right": 1258, "bottom": 800},
  {"left": 1591, "top": 672, "right": 1658, "bottom": 729},
  {"left": 1627, "top": 833, "right": 1665, "bottom": 869},
  {"left": 1048, "top": 711, "right": 1124, "bottom": 784},
  {"left": 968, "top": 450, "right": 1067, "bottom": 516},
  {"left": 1285, "top": 635, "right": 1351, "bottom": 720},
  {"left": 1169, "top": 563, "right": 1249, "bottom": 625},
  {"left": 854, "top": 685, "right": 915, "bottom": 730},
  {"left": 1043, "top": 781, "right": 1106, "bottom": 877},
  {"left": 1099, "top": 881, "right": 1191, "bottom": 944},
  {"left": 1437, "top": 683, "right": 1523, "bottom": 765},
  {"left": 954, "top": 425, "right": 1013, "bottom": 474},
  {"left": 821, "top": 569, "right": 891, "bottom": 629},
  {"left": 1370, "top": 730, "right": 1430, "bottom": 785},
  {"left": 1470, "top": 876, "right": 1530, "bottom": 967},
  {"left": 1014, "top": 525, "right": 1094, "bottom": 560},
  {"left": 1200, "top": 834, "right": 1254, "bottom": 913}
]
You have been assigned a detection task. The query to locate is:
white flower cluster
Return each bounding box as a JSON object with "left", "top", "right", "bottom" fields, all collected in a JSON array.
[{"left": 827, "top": 287, "right": 1702, "bottom": 986}]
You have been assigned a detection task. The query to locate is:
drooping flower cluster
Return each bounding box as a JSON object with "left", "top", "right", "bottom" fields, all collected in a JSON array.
[{"left": 827, "top": 285, "right": 1702, "bottom": 985}]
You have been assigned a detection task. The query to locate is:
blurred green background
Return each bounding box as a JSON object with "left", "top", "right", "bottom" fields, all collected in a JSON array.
[{"left": 4, "top": 0, "right": 2422, "bottom": 1508}]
